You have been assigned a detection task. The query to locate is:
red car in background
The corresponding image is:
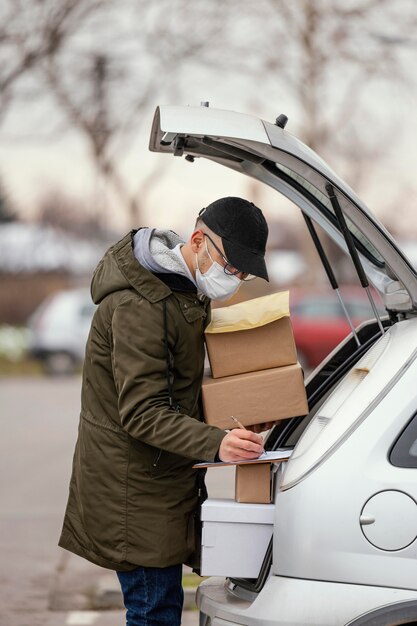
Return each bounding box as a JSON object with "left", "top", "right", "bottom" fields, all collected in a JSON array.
[{"left": 290, "top": 288, "right": 385, "bottom": 370}]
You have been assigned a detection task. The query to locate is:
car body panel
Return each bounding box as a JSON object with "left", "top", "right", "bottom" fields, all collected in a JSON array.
[
  {"left": 149, "top": 105, "right": 269, "bottom": 148},
  {"left": 197, "top": 576, "right": 417, "bottom": 626},
  {"left": 274, "top": 331, "right": 417, "bottom": 589},
  {"left": 281, "top": 318, "right": 417, "bottom": 491}
]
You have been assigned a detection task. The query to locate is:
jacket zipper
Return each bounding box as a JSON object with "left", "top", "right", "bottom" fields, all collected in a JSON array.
[{"left": 153, "top": 449, "right": 162, "bottom": 468}]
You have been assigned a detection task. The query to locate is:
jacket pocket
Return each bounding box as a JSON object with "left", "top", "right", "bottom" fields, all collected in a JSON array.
[
  {"left": 150, "top": 449, "right": 193, "bottom": 478},
  {"left": 82, "top": 409, "right": 123, "bottom": 434}
]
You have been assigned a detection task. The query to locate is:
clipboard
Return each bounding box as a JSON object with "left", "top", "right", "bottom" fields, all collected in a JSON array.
[{"left": 193, "top": 449, "right": 292, "bottom": 468}]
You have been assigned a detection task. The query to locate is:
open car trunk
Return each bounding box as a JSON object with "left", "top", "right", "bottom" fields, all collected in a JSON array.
[{"left": 228, "top": 316, "right": 391, "bottom": 595}]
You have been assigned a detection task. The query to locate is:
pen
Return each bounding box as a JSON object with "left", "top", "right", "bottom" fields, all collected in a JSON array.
[{"left": 230, "top": 415, "right": 247, "bottom": 430}]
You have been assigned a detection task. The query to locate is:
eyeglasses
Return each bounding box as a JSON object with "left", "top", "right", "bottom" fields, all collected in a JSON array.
[{"left": 204, "top": 234, "right": 256, "bottom": 281}]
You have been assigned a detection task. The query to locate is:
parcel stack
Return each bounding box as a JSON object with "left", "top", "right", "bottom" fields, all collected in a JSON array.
[{"left": 202, "top": 291, "right": 308, "bottom": 503}]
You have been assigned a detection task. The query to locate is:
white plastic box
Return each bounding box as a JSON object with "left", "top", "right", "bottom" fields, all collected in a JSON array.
[{"left": 200, "top": 498, "right": 275, "bottom": 578}]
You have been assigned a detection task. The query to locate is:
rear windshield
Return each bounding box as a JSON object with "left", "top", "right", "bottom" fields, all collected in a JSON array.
[{"left": 273, "top": 163, "right": 385, "bottom": 267}]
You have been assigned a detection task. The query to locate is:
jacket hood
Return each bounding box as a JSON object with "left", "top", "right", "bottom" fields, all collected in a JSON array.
[{"left": 91, "top": 231, "right": 172, "bottom": 305}]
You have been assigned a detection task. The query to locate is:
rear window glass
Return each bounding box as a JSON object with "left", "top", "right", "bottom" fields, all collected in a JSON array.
[
  {"left": 274, "top": 163, "right": 385, "bottom": 267},
  {"left": 390, "top": 412, "right": 417, "bottom": 468}
]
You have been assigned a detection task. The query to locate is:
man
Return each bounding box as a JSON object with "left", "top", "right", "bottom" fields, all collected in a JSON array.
[{"left": 59, "top": 196, "right": 270, "bottom": 626}]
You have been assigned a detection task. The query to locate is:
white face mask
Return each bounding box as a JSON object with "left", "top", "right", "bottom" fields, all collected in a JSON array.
[{"left": 195, "top": 239, "right": 242, "bottom": 301}]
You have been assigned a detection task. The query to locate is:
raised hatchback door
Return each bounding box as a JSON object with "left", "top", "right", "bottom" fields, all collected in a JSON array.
[{"left": 149, "top": 105, "right": 417, "bottom": 313}]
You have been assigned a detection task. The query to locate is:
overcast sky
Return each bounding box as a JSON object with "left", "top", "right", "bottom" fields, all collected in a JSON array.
[{"left": 1, "top": 0, "right": 417, "bottom": 239}]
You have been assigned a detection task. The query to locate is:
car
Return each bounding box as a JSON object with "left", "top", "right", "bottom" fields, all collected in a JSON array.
[
  {"left": 27, "top": 288, "right": 95, "bottom": 375},
  {"left": 290, "top": 288, "right": 385, "bottom": 370},
  {"left": 149, "top": 105, "right": 417, "bottom": 625}
]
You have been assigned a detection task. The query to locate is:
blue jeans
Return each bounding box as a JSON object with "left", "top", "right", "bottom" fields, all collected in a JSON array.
[{"left": 117, "top": 564, "right": 184, "bottom": 626}]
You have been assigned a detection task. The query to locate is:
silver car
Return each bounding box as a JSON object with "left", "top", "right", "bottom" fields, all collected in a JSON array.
[
  {"left": 150, "top": 105, "right": 417, "bottom": 625},
  {"left": 28, "top": 288, "right": 95, "bottom": 375}
]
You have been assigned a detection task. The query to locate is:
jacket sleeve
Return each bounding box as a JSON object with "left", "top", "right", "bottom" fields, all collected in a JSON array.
[{"left": 110, "top": 295, "right": 226, "bottom": 461}]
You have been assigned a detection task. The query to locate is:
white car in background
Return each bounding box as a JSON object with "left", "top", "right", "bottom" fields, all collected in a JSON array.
[
  {"left": 28, "top": 288, "right": 95, "bottom": 375},
  {"left": 150, "top": 105, "right": 417, "bottom": 625}
]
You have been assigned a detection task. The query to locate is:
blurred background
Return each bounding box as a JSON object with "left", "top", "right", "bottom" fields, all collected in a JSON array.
[
  {"left": 1, "top": 1, "right": 417, "bottom": 624},
  {"left": 1, "top": 0, "right": 417, "bottom": 371}
]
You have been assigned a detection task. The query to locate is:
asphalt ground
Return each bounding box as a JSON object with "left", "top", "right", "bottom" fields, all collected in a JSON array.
[{"left": 0, "top": 376, "right": 235, "bottom": 626}]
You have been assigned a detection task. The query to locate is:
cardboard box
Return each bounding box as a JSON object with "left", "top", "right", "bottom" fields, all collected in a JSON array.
[
  {"left": 200, "top": 498, "right": 275, "bottom": 578},
  {"left": 202, "top": 363, "right": 308, "bottom": 429},
  {"left": 235, "top": 463, "right": 272, "bottom": 504},
  {"left": 205, "top": 316, "right": 297, "bottom": 379}
]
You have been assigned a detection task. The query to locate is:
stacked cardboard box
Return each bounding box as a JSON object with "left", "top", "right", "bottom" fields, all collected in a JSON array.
[
  {"left": 235, "top": 462, "right": 272, "bottom": 503},
  {"left": 205, "top": 316, "right": 297, "bottom": 378},
  {"left": 202, "top": 364, "right": 306, "bottom": 430},
  {"left": 202, "top": 291, "right": 308, "bottom": 503}
]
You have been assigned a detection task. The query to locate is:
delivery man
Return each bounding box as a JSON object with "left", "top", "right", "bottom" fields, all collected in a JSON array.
[{"left": 59, "top": 196, "right": 270, "bottom": 626}]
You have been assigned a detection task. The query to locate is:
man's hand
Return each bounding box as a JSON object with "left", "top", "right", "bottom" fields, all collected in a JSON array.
[{"left": 218, "top": 429, "right": 264, "bottom": 463}]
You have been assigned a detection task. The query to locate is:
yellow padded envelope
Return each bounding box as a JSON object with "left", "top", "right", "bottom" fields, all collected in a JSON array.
[{"left": 205, "top": 290, "right": 290, "bottom": 334}]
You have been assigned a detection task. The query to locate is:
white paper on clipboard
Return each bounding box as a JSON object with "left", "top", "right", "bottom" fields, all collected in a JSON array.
[{"left": 193, "top": 449, "right": 292, "bottom": 469}]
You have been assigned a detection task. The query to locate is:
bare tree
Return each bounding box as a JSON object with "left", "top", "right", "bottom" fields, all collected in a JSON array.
[
  {"left": 0, "top": 0, "right": 231, "bottom": 227},
  {"left": 36, "top": 187, "right": 105, "bottom": 239},
  {"left": 219, "top": 0, "right": 417, "bottom": 282},
  {"left": 0, "top": 0, "right": 102, "bottom": 124},
  {"left": 33, "top": 0, "right": 228, "bottom": 224},
  {"left": 232, "top": 0, "right": 417, "bottom": 173},
  {"left": 3, "top": 0, "right": 417, "bottom": 242}
]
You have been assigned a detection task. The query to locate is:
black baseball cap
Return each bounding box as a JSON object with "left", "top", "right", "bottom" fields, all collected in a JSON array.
[{"left": 199, "top": 197, "right": 269, "bottom": 281}]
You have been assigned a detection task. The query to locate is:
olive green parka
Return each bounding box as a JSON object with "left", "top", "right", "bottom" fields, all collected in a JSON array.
[{"left": 59, "top": 231, "right": 226, "bottom": 571}]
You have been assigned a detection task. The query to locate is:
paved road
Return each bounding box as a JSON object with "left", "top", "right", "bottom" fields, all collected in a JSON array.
[{"left": 0, "top": 376, "right": 235, "bottom": 626}]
